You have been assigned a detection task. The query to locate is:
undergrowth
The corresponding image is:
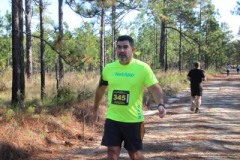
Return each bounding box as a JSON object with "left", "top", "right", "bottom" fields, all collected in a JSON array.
[
  {"left": 156, "top": 70, "right": 189, "bottom": 96},
  {"left": 0, "top": 68, "right": 219, "bottom": 159},
  {"left": 0, "top": 69, "right": 218, "bottom": 115}
]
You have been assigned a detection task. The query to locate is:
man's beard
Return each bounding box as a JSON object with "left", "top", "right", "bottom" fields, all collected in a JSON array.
[{"left": 118, "top": 55, "right": 128, "bottom": 63}]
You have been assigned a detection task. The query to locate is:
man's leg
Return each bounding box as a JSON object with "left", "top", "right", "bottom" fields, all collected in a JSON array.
[
  {"left": 107, "top": 146, "right": 121, "bottom": 160},
  {"left": 124, "top": 122, "right": 144, "bottom": 160},
  {"left": 128, "top": 150, "right": 145, "bottom": 160},
  {"left": 195, "top": 96, "right": 201, "bottom": 108},
  {"left": 195, "top": 96, "right": 201, "bottom": 113},
  {"left": 102, "top": 119, "right": 122, "bottom": 159},
  {"left": 191, "top": 96, "right": 196, "bottom": 111}
]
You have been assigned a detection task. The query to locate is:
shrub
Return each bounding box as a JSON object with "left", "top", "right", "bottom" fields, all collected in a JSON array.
[
  {"left": 5, "top": 109, "right": 15, "bottom": 121},
  {"left": 53, "top": 87, "right": 78, "bottom": 106}
]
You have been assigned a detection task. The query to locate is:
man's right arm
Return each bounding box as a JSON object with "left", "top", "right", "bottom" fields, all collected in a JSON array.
[
  {"left": 202, "top": 76, "right": 207, "bottom": 81},
  {"left": 93, "top": 85, "right": 108, "bottom": 122},
  {"left": 187, "top": 70, "right": 191, "bottom": 81}
]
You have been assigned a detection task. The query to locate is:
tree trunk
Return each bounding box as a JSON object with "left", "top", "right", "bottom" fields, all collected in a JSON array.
[
  {"left": 159, "top": 20, "right": 166, "bottom": 69},
  {"left": 178, "top": 22, "right": 182, "bottom": 72},
  {"left": 12, "top": 0, "right": 21, "bottom": 104},
  {"left": 159, "top": 0, "right": 166, "bottom": 70},
  {"left": 25, "top": 0, "right": 33, "bottom": 80},
  {"left": 165, "top": 28, "right": 168, "bottom": 72},
  {"left": 12, "top": 0, "right": 24, "bottom": 105},
  {"left": 40, "top": 0, "right": 45, "bottom": 100},
  {"left": 57, "top": 0, "right": 64, "bottom": 90},
  {"left": 19, "top": 0, "right": 25, "bottom": 101},
  {"left": 111, "top": 4, "right": 116, "bottom": 61},
  {"left": 198, "top": 0, "right": 202, "bottom": 61},
  {"left": 154, "top": 23, "right": 158, "bottom": 69},
  {"left": 100, "top": 2, "right": 105, "bottom": 74}
]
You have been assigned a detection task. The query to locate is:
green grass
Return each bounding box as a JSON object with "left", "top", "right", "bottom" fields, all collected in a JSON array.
[
  {"left": 0, "top": 68, "right": 218, "bottom": 113},
  {"left": 156, "top": 70, "right": 189, "bottom": 96},
  {"left": 0, "top": 70, "right": 99, "bottom": 115}
]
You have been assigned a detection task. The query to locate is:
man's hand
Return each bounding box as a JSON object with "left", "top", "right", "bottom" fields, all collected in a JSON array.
[{"left": 158, "top": 105, "right": 166, "bottom": 118}]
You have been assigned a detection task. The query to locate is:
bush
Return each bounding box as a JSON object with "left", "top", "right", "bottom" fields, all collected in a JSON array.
[
  {"left": 0, "top": 82, "right": 7, "bottom": 91},
  {"left": 156, "top": 71, "right": 189, "bottom": 96},
  {"left": 5, "top": 109, "right": 15, "bottom": 121},
  {"left": 53, "top": 87, "right": 78, "bottom": 106}
]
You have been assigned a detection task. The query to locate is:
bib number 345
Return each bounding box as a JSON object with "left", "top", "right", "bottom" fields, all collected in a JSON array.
[{"left": 111, "top": 90, "right": 130, "bottom": 105}]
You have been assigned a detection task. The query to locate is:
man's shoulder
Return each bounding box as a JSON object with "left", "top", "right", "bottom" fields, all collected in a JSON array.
[
  {"left": 104, "top": 59, "right": 150, "bottom": 70},
  {"left": 105, "top": 60, "right": 119, "bottom": 67},
  {"left": 102, "top": 61, "right": 119, "bottom": 74},
  {"left": 189, "top": 68, "right": 204, "bottom": 73},
  {"left": 196, "top": 69, "right": 205, "bottom": 73},
  {"left": 188, "top": 68, "right": 195, "bottom": 73},
  {"left": 133, "top": 59, "right": 146, "bottom": 65}
]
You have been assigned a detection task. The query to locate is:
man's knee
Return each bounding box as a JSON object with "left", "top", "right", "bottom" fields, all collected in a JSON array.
[
  {"left": 128, "top": 150, "right": 145, "bottom": 160},
  {"left": 108, "top": 147, "right": 121, "bottom": 160}
]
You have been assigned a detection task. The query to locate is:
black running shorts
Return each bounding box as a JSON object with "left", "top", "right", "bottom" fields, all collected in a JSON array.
[
  {"left": 191, "top": 85, "right": 203, "bottom": 96},
  {"left": 101, "top": 119, "right": 145, "bottom": 151}
]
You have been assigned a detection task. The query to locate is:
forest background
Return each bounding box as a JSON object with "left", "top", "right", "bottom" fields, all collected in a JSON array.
[{"left": 0, "top": 0, "right": 240, "bottom": 159}]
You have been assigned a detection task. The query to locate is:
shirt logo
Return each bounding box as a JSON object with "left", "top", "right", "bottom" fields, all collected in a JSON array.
[{"left": 115, "top": 72, "right": 134, "bottom": 77}]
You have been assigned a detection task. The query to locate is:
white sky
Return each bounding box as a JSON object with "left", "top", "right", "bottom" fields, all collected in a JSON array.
[
  {"left": 212, "top": 0, "right": 240, "bottom": 39},
  {"left": 0, "top": 0, "right": 239, "bottom": 39}
]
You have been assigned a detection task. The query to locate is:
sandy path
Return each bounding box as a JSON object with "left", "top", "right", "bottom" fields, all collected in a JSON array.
[
  {"left": 67, "top": 74, "right": 240, "bottom": 160},
  {"left": 141, "top": 74, "right": 240, "bottom": 160}
]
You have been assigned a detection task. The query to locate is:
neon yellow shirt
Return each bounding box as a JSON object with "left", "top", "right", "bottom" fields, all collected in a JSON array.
[{"left": 102, "top": 59, "right": 158, "bottom": 122}]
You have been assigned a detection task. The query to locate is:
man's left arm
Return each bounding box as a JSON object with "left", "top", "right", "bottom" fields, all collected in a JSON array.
[
  {"left": 147, "top": 84, "right": 166, "bottom": 118},
  {"left": 202, "top": 70, "right": 207, "bottom": 81}
]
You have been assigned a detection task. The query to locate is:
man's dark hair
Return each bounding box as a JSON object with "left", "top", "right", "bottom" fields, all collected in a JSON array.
[
  {"left": 117, "top": 35, "right": 134, "bottom": 47},
  {"left": 194, "top": 61, "right": 200, "bottom": 68}
]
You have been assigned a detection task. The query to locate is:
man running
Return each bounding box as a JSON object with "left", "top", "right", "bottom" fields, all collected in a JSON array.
[
  {"left": 236, "top": 64, "right": 240, "bottom": 74},
  {"left": 187, "top": 61, "right": 206, "bottom": 113},
  {"left": 226, "top": 64, "right": 231, "bottom": 76},
  {"left": 93, "top": 35, "right": 166, "bottom": 160}
]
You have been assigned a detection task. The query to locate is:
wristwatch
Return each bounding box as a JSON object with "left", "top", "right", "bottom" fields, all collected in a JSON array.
[{"left": 158, "top": 104, "right": 166, "bottom": 109}]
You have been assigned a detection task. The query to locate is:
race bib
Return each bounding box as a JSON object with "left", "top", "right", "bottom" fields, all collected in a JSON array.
[{"left": 111, "top": 90, "right": 130, "bottom": 105}]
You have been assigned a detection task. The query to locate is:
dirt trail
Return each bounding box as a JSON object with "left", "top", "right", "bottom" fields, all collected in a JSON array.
[
  {"left": 66, "top": 74, "right": 240, "bottom": 160},
  {"left": 141, "top": 74, "right": 240, "bottom": 160}
]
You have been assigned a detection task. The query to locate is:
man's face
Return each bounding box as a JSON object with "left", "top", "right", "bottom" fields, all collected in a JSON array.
[{"left": 116, "top": 40, "right": 135, "bottom": 65}]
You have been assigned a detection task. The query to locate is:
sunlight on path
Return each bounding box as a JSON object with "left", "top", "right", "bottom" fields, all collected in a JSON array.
[{"left": 142, "top": 74, "right": 240, "bottom": 160}]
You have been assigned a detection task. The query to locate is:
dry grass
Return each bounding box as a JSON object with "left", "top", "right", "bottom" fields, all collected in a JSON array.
[
  {"left": 0, "top": 70, "right": 101, "bottom": 159},
  {"left": 0, "top": 110, "right": 101, "bottom": 159},
  {"left": 0, "top": 70, "right": 99, "bottom": 106},
  {"left": 0, "top": 69, "right": 217, "bottom": 159}
]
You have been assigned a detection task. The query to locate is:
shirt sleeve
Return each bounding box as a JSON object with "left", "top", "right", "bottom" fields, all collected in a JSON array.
[
  {"left": 100, "top": 66, "right": 109, "bottom": 86},
  {"left": 144, "top": 65, "right": 159, "bottom": 87}
]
